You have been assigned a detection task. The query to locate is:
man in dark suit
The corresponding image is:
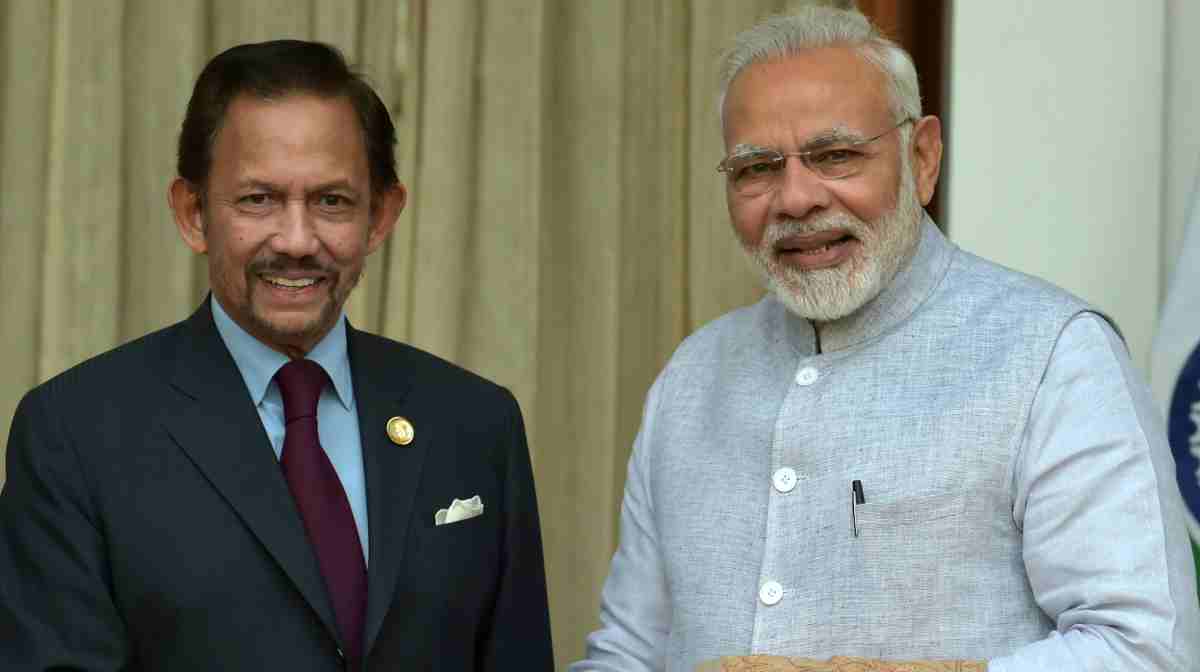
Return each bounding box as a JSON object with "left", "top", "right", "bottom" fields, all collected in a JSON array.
[{"left": 0, "top": 40, "right": 553, "bottom": 671}]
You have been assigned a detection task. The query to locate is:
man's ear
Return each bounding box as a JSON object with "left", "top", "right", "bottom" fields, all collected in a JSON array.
[
  {"left": 910, "top": 115, "right": 943, "bottom": 207},
  {"left": 366, "top": 182, "right": 407, "bottom": 255},
  {"left": 169, "top": 177, "right": 208, "bottom": 254}
]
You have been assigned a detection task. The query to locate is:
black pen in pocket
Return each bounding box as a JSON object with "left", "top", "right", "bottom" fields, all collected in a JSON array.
[{"left": 850, "top": 479, "right": 865, "bottom": 537}]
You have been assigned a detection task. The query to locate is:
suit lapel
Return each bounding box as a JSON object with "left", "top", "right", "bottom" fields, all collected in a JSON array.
[
  {"left": 161, "top": 301, "right": 341, "bottom": 645},
  {"left": 347, "top": 325, "right": 431, "bottom": 656}
]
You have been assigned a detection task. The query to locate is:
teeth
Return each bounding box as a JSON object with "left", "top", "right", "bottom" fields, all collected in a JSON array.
[
  {"left": 264, "top": 276, "right": 317, "bottom": 288},
  {"left": 800, "top": 245, "right": 830, "bottom": 255}
]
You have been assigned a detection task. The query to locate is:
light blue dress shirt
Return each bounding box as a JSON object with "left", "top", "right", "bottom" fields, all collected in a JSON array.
[{"left": 211, "top": 298, "right": 369, "bottom": 564}]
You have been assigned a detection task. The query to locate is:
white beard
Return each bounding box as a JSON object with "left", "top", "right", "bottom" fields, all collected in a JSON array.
[{"left": 743, "top": 161, "right": 925, "bottom": 323}]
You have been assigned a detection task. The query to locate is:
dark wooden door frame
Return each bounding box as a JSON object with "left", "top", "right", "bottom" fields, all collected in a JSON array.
[{"left": 858, "top": 0, "right": 950, "bottom": 225}]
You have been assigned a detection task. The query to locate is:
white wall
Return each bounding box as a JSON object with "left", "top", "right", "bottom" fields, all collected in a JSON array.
[
  {"left": 945, "top": 2, "right": 1164, "bottom": 371},
  {"left": 1164, "top": 0, "right": 1200, "bottom": 295}
]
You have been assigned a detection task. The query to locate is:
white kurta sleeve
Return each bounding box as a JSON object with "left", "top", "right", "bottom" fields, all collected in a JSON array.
[
  {"left": 991, "top": 313, "right": 1200, "bottom": 671},
  {"left": 570, "top": 373, "right": 673, "bottom": 672}
]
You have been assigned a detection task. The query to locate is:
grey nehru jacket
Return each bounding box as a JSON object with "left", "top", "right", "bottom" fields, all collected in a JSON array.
[{"left": 573, "top": 218, "right": 1200, "bottom": 672}]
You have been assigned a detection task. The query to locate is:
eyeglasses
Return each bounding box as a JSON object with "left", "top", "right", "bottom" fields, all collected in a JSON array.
[{"left": 716, "top": 118, "right": 914, "bottom": 196}]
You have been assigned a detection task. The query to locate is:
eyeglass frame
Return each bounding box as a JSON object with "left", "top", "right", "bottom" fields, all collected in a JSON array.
[{"left": 716, "top": 117, "right": 916, "bottom": 194}]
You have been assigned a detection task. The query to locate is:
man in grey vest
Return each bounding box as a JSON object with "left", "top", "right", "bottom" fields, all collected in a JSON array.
[{"left": 573, "top": 7, "right": 1199, "bottom": 672}]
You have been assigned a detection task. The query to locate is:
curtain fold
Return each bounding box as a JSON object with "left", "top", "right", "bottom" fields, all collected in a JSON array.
[
  {"left": 39, "top": 1, "right": 125, "bottom": 379},
  {"left": 121, "top": 0, "right": 207, "bottom": 339},
  {"left": 0, "top": 0, "right": 53, "bottom": 480}
]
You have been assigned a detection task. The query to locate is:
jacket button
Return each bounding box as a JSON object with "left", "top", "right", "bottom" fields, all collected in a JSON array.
[
  {"left": 759, "top": 580, "right": 783, "bottom": 605},
  {"left": 795, "top": 366, "right": 819, "bottom": 386},
  {"left": 772, "top": 467, "right": 798, "bottom": 493}
]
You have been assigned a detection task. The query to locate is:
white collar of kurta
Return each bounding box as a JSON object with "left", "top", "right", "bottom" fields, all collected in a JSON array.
[{"left": 775, "top": 213, "right": 955, "bottom": 355}]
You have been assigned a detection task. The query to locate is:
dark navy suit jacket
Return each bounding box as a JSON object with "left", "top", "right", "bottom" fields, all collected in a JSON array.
[{"left": 0, "top": 300, "right": 554, "bottom": 671}]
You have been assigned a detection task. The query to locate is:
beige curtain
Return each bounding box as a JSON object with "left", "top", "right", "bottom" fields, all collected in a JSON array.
[{"left": 0, "top": 0, "right": 841, "bottom": 665}]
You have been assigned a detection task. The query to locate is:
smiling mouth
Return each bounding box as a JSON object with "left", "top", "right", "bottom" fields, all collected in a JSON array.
[
  {"left": 786, "top": 235, "right": 853, "bottom": 256},
  {"left": 261, "top": 275, "right": 324, "bottom": 290},
  {"left": 777, "top": 233, "right": 855, "bottom": 255},
  {"left": 771, "top": 231, "right": 860, "bottom": 271}
]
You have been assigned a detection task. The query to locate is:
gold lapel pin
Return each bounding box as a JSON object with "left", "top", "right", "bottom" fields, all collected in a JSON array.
[{"left": 386, "top": 416, "right": 414, "bottom": 446}]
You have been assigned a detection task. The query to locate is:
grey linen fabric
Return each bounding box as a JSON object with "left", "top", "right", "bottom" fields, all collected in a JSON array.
[{"left": 572, "top": 219, "right": 1200, "bottom": 672}]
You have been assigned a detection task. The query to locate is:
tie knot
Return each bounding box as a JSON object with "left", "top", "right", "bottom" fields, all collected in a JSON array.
[{"left": 275, "top": 359, "right": 328, "bottom": 422}]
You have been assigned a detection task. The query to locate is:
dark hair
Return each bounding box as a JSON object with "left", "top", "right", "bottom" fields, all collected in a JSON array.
[{"left": 177, "top": 40, "right": 398, "bottom": 200}]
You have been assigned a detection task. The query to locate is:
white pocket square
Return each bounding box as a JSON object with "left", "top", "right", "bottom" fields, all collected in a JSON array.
[{"left": 435, "top": 495, "right": 484, "bottom": 526}]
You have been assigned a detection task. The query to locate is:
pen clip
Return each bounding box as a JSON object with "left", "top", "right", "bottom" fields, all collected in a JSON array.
[{"left": 851, "top": 480, "right": 865, "bottom": 538}]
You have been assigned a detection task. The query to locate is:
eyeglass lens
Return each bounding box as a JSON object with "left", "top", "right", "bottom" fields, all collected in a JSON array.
[
  {"left": 726, "top": 147, "right": 868, "bottom": 196},
  {"left": 722, "top": 119, "right": 911, "bottom": 196}
]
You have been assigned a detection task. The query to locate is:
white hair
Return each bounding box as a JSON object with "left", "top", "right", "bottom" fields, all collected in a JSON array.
[{"left": 718, "top": 7, "right": 922, "bottom": 128}]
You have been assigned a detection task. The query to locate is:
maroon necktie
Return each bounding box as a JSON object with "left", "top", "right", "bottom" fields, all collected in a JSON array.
[{"left": 275, "top": 359, "right": 367, "bottom": 663}]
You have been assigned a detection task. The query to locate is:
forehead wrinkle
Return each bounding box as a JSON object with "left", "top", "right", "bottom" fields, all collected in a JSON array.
[
  {"left": 232, "top": 173, "right": 358, "bottom": 191},
  {"left": 235, "top": 177, "right": 285, "bottom": 191}
]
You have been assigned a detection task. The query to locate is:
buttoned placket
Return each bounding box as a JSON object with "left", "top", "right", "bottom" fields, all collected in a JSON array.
[{"left": 750, "top": 356, "right": 824, "bottom": 651}]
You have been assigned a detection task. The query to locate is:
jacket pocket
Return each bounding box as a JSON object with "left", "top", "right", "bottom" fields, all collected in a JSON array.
[{"left": 853, "top": 490, "right": 966, "bottom": 529}]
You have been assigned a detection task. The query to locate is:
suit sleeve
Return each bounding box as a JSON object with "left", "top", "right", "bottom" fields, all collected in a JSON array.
[
  {"left": 991, "top": 313, "right": 1200, "bottom": 671},
  {"left": 476, "top": 389, "right": 555, "bottom": 671},
  {"left": 0, "top": 385, "right": 131, "bottom": 671},
  {"left": 570, "top": 374, "right": 671, "bottom": 672}
]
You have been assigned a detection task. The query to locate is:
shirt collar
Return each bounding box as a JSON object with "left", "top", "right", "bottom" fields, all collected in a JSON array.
[
  {"left": 211, "top": 297, "right": 355, "bottom": 410},
  {"left": 775, "top": 213, "right": 955, "bottom": 354}
]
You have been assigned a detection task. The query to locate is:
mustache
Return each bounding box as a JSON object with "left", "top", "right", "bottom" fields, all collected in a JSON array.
[
  {"left": 246, "top": 256, "right": 332, "bottom": 275},
  {"left": 764, "top": 212, "right": 869, "bottom": 245}
]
